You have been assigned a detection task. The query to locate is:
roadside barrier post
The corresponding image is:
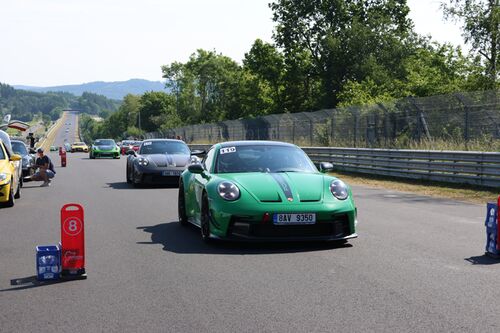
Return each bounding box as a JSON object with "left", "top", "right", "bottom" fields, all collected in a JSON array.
[
  {"left": 485, "top": 197, "right": 500, "bottom": 256},
  {"left": 60, "top": 204, "right": 86, "bottom": 278}
]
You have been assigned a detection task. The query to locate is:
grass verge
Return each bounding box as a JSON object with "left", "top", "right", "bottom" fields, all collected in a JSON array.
[{"left": 331, "top": 171, "right": 499, "bottom": 205}]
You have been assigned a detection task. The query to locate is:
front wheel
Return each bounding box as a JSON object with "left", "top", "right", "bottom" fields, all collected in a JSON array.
[
  {"left": 178, "top": 182, "right": 188, "bottom": 226},
  {"left": 132, "top": 168, "right": 142, "bottom": 188},
  {"left": 126, "top": 165, "right": 131, "bottom": 184},
  {"left": 4, "top": 182, "right": 14, "bottom": 207},
  {"left": 14, "top": 178, "right": 21, "bottom": 199},
  {"left": 200, "top": 193, "right": 211, "bottom": 242}
]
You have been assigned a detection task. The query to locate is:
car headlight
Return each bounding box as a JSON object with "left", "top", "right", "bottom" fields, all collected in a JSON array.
[
  {"left": 138, "top": 157, "right": 149, "bottom": 166},
  {"left": 330, "top": 180, "right": 348, "bottom": 200},
  {"left": 0, "top": 173, "right": 7, "bottom": 182},
  {"left": 217, "top": 181, "right": 240, "bottom": 201}
]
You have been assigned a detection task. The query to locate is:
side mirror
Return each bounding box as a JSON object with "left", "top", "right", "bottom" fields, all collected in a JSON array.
[
  {"left": 10, "top": 154, "right": 22, "bottom": 162},
  {"left": 126, "top": 150, "right": 136, "bottom": 156},
  {"left": 319, "top": 162, "right": 334, "bottom": 173},
  {"left": 191, "top": 149, "right": 206, "bottom": 157},
  {"left": 188, "top": 163, "right": 204, "bottom": 174}
]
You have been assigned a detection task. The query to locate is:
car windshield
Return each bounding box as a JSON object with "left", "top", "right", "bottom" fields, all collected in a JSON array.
[
  {"left": 215, "top": 145, "right": 317, "bottom": 174},
  {"left": 11, "top": 141, "right": 28, "bottom": 156},
  {"left": 74, "top": 142, "right": 85, "bottom": 146},
  {"left": 95, "top": 139, "right": 115, "bottom": 146},
  {"left": 139, "top": 141, "right": 190, "bottom": 155}
]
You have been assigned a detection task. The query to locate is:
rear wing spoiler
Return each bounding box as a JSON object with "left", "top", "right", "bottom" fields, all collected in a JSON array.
[{"left": 0, "top": 115, "right": 30, "bottom": 132}]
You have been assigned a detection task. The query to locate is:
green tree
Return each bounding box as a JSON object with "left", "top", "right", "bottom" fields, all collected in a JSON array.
[
  {"left": 442, "top": 0, "right": 499, "bottom": 87},
  {"left": 139, "top": 91, "right": 179, "bottom": 132},
  {"left": 162, "top": 49, "right": 243, "bottom": 123},
  {"left": 270, "top": 0, "right": 414, "bottom": 108},
  {"left": 243, "top": 39, "right": 285, "bottom": 114}
]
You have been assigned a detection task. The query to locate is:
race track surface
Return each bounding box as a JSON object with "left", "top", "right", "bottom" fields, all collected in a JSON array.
[{"left": 0, "top": 114, "right": 497, "bottom": 332}]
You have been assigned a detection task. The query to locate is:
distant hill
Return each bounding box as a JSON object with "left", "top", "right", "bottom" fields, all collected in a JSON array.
[
  {"left": 14, "top": 79, "right": 167, "bottom": 100},
  {"left": 1, "top": 83, "right": 120, "bottom": 122}
]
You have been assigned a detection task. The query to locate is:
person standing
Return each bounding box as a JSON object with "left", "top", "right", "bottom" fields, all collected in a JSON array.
[{"left": 28, "top": 148, "right": 56, "bottom": 187}]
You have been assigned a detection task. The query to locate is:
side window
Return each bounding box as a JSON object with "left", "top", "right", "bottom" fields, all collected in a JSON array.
[{"left": 203, "top": 148, "right": 215, "bottom": 172}]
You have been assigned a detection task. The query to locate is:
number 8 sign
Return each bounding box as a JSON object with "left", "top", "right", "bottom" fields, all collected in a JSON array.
[
  {"left": 63, "top": 217, "right": 83, "bottom": 236},
  {"left": 61, "top": 203, "right": 85, "bottom": 276}
]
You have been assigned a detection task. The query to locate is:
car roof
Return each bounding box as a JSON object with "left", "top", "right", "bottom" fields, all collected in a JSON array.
[
  {"left": 142, "top": 139, "right": 185, "bottom": 143},
  {"left": 217, "top": 140, "right": 297, "bottom": 148}
]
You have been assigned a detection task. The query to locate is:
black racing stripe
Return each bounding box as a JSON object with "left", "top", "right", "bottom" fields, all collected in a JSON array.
[{"left": 270, "top": 173, "right": 293, "bottom": 201}]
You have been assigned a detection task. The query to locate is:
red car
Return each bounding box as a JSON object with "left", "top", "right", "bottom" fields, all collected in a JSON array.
[{"left": 120, "top": 140, "right": 142, "bottom": 155}]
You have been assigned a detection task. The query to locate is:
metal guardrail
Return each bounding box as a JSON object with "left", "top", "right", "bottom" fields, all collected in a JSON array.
[{"left": 189, "top": 144, "right": 500, "bottom": 188}]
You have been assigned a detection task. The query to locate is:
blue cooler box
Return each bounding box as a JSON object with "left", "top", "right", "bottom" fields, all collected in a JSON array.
[{"left": 36, "top": 245, "right": 61, "bottom": 281}]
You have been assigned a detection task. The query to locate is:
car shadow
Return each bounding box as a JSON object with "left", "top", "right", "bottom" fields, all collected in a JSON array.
[
  {"left": 465, "top": 254, "right": 500, "bottom": 265},
  {"left": 106, "top": 182, "right": 178, "bottom": 190},
  {"left": 137, "top": 221, "right": 351, "bottom": 255}
]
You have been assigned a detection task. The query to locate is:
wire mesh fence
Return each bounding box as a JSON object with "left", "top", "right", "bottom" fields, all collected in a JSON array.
[{"left": 145, "top": 90, "right": 500, "bottom": 149}]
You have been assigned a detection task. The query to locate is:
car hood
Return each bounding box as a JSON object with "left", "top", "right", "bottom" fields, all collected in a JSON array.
[
  {"left": 144, "top": 154, "right": 190, "bottom": 168},
  {"left": 220, "top": 172, "right": 325, "bottom": 203}
]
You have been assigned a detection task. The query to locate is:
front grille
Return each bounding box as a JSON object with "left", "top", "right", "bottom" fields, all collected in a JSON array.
[
  {"left": 229, "top": 214, "right": 351, "bottom": 239},
  {"left": 145, "top": 175, "right": 180, "bottom": 184}
]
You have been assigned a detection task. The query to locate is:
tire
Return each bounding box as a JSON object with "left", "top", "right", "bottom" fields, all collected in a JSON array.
[
  {"left": 5, "top": 181, "right": 14, "bottom": 207},
  {"left": 178, "top": 182, "right": 188, "bottom": 226},
  {"left": 14, "top": 178, "right": 21, "bottom": 199},
  {"left": 126, "top": 165, "right": 132, "bottom": 184},
  {"left": 200, "top": 193, "right": 211, "bottom": 242},
  {"left": 132, "top": 168, "right": 142, "bottom": 188}
]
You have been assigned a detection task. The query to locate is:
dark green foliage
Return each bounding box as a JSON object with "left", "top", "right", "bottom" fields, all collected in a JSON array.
[
  {"left": 0, "top": 83, "right": 119, "bottom": 122},
  {"left": 74, "top": 0, "right": 499, "bottom": 142},
  {"left": 442, "top": 0, "right": 499, "bottom": 88}
]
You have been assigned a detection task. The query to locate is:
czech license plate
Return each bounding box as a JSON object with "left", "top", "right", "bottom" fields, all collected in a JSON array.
[
  {"left": 162, "top": 170, "right": 181, "bottom": 176},
  {"left": 273, "top": 213, "right": 316, "bottom": 225}
]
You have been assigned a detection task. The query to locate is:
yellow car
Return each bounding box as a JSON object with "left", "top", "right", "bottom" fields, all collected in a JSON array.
[
  {"left": 71, "top": 142, "right": 89, "bottom": 153},
  {"left": 0, "top": 139, "right": 22, "bottom": 207}
]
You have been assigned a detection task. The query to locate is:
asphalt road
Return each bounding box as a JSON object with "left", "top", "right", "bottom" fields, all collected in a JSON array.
[{"left": 1, "top": 114, "right": 498, "bottom": 332}]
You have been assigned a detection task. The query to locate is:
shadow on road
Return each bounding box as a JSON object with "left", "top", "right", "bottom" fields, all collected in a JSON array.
[
  {"left": 106, "top": 182, "right": 178, "bottom": 190},
  {"left": 137, "top": 221, "right": 351, "bottom": 255},
  {"left": 0, "top": 275, "right": 75, "bottom": 292},
  {"left": 465, "top": 255, "right": 500, "bottom": 265}
]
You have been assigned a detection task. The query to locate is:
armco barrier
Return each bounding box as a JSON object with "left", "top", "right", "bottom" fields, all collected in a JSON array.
[{"left": 188, "top": 144, "right": 500, "bottom": 188}]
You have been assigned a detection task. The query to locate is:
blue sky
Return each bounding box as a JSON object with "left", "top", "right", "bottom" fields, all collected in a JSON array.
[{"left": 0, "top": 0, "right": 464, "bottom": 86}]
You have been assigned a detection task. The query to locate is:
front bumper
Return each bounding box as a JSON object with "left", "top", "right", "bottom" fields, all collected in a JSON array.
[
  {"left": 215, "top": 213, "right": 357, "bottom": 242},
  {"left": 22, "top": 167, "right": 33, "bottom": 177},
  {"left": 135, "top": 170, "right": 182, "bottom": 185},
  {"left": 93, "top": 151, "right": 119, "bottom": 158},
  {"left": 205, "top": 196, "right": 357, "bottom": 242},
  {"left": 0, "top": 182, "right": 11, "bottom": 202}
]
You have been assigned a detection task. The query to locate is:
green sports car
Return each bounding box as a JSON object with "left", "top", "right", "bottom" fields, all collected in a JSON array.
[
  {"left": 178, "top": 141, "right": 358, "bottom": 242},
  {"left": 89, "top": 139, "right": 120, "bottom": 159}
]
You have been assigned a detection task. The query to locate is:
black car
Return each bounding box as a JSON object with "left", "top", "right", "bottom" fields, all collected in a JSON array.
[
  {"left": 11, "top": 140, "right": 35, "bottom": 177},
  {"left": 126, "top": 139, "right": 203, "bottom": 187}
]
